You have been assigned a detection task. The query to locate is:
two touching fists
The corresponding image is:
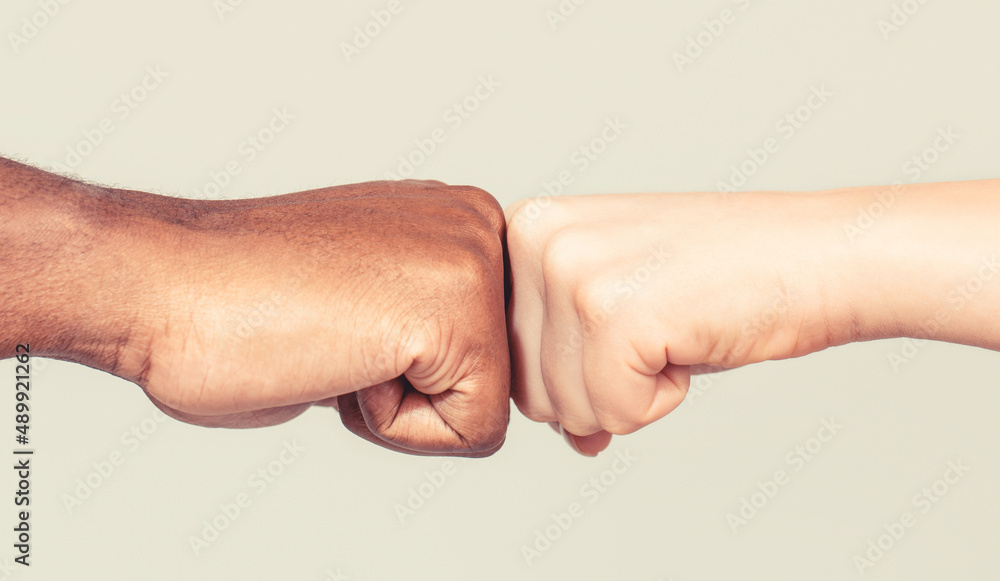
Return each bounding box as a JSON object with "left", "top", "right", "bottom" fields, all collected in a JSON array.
[
  {"left": 7, "top": 159, "right": 997, "bottom": 457},
  {"left": 60, "top": 178, "right": 842, "bottom": 456}
]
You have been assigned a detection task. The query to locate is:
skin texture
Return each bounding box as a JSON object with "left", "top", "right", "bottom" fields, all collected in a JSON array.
[
  {"left": 0, "top": 157, "right": 510, "bottom": 457},
  {"left": 506, "top": 180, "right": 1000, "bottom": 455}
]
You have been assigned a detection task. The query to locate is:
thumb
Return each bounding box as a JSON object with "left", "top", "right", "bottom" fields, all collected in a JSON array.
[
  {"left": 336, "top": 387, "right": 450, "bottom": 457},
  {"left": 344, "top": 373, "right": 508, "bottom": 457},
  {"left": 569, "top": 431, "right": 614, "bottom": 456},
  {"left": 550, "top": 422, "right": 613, "bottom": 456}
]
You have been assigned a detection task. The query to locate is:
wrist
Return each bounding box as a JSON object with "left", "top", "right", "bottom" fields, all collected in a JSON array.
[
  {"left": 680, "top": 189, "right": 894, "bottom": 365},
  {"left": 817, "top": 185, "right": 913, "bottom": 347},
  {"left": 1, "top": 173, "right": 165, "bottom": 378},
  {"left": 730, "top": 190, "right": 865, "bottom": 360},
  {"left": 830, "top": 180, "right": 1000, "bottom": 348},
  {"left": 770, "top": 185, "right": 928, "bottom": 352}
]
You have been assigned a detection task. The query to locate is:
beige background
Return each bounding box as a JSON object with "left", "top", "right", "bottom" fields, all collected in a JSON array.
[{"left": 2, "top": 0, "right": 1000, "bottom": 579}]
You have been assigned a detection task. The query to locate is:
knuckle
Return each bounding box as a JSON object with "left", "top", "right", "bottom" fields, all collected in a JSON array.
[
  {"left": 448, "top": 243, "right": 501, "bottom": 291},
  {"left": 512, "top": 394, "right": 556, "bottom": 424},
  {"left": 504, "top": 198, "right": 530, "bottom": 224},
  {"left": 465, "top": 422, "right": 508, "bottom": 455},
  {"left": 446, "top": 185, "right": 505, "bottom": 238},
  {"left": 539, "top": 226, "right": 590, "bottom": 287},
  {"left": 444, "top": 211, "right": 504, "bottom": 273},
  {"left": 458, "top": 185, "right": 504, "bottom": 221},
  {"left": 450, "top": 398, "right": 510, "bottom": 456},
  {"left": 504, "top": 201, "right": 534, "bottom": 256},
  {"left": 572, "top": 276, "right": 618, "bottom": 328},
  {"left": 415, "top": 235, "right": 499, "bottom": 303},
  {"left": 559, "top": 417, "right": 600, "bottom": 438},
  {"left": 600, "top": 414, "right": 644, "bottom": 436},
  {"left": 506, "top": 196, "right": 574, "bottom": 258}
]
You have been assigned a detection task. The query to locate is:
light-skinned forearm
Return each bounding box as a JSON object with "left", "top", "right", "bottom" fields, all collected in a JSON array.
[{"left": 822, "top": 179, "right": 1000, "bottom": 351}]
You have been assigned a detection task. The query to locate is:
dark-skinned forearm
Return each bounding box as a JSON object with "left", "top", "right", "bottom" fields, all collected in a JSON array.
[{"left": 0, "top": 158, "right": 155, "bottom": 373}]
